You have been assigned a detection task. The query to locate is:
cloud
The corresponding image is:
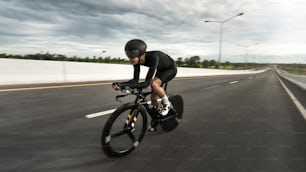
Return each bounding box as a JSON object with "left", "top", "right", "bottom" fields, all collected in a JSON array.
[{"left": 0, "top": 0, "right": 305, "bottom": 63}]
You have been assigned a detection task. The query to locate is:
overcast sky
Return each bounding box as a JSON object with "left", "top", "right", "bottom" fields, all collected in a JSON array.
[{"left": 1, "top": 0, "right": 306, "bottom": 63}]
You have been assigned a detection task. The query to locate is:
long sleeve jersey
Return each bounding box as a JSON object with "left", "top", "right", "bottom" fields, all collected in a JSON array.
[{"left": 120, "top": 51, "right": 176, "bottom": 89}]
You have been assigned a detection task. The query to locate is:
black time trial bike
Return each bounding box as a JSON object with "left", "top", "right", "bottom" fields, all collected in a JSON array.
[{"left": 101, "top": 82, "right": 183, "bottom": 158}]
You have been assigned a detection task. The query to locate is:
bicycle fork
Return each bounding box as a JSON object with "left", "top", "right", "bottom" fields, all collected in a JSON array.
[{"left": 125, "top": 108, "right": 139, "bottom": 132}]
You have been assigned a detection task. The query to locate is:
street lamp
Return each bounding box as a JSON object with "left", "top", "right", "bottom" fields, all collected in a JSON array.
[
  {"left": 205, "top": 12, "right": 244, "bottom": 65},
  {"left": 96, "top": 50, "right": 107, "bottom": 61},
  {"left": 236, "top": 42, "right": 258, "bottom": 69},
  {"left": 99, "top": 50, "right": 107, "bottom": 57}
]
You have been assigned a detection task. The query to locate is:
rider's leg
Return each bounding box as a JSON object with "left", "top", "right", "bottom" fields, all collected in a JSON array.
[
  {"left": 148, "top": 85, "right": 160, "bottom": 132},
  {"left": 150, "top": 92, "right": 158, "bottom": 108},
  {"left": 148, "top": 69, "right": 176, "bottom": 131},
  {"left": 150, "top": 77, "right": 169, "bottom": 104},
  {"left": 148, "top": 77, "right": 170, "bottom": 132},
  {"left": 150, "top": 77, "right": 171, "bottom": 116}
]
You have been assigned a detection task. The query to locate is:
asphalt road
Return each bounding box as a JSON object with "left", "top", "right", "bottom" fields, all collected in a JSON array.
[{"left": 1, "top": 70, "right": 306, "bottom": 172}]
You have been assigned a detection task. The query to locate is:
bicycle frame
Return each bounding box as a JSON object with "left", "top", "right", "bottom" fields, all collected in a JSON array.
[{"left": 116, "top": 83, "right": 168, "bottom": 121}]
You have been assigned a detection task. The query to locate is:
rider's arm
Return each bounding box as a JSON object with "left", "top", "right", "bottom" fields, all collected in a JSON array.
[
  {"left": 127, "top": 64, "right": 140, "bottom": 83},
  {"left": 126, "top": 55, "right": 159, "bottom": 89},
  {"left": 134, "top": 66, "right": 157, "bottom": 88},
  {"left": 120, "top": 55, "right": 159, "bottom": 89},
  {"left": 117, "top": 64, "right": 140, "bottom": 89},
  {"left": 119, "top": 67, "right": 156, "bottom": 89}
]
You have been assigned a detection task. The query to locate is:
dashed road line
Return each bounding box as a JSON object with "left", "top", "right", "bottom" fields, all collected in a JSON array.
[
  {"left": 85, "top": 80, "right": 242, "bottom": 119},
  {"left": 85, "top": 109, "right": 116, "bottom": 119},
  {"left": 229, "top": 81, "right": 239, "bottom": 84},
  {"left": 85, "top": 99, "right": 162, "bottom": 119},
  {"left": 203, "top": 85, "right": 220, "bottom": 90}
]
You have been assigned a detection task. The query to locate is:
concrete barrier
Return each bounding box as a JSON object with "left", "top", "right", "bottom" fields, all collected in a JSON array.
[
  {"left": 277, "top": 69, "right": 306, "bottom": 90},
  {"left": 0, "top": 58, "right": 266, "bottom": 85}
]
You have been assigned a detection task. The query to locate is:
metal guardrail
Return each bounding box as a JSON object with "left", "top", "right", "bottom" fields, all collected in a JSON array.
[{"left": 276, "top": 69, "right": 306, "bottom": 91}]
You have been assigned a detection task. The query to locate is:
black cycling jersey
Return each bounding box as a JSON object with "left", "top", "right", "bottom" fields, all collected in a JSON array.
[{"left": 120, "top": 51, "right": 176, "bottom": 89}]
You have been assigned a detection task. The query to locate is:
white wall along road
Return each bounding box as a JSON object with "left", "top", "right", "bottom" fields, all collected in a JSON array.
[{"left": 1, "top": 58, "right": 305, "bottom": 120}]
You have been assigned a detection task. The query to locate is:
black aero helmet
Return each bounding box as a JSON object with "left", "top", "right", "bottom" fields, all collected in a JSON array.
[{"left": 124, "top": 39, "right": 147, "bottom": 58}]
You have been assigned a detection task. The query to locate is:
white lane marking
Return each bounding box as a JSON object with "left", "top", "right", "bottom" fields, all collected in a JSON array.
[
  {"left": 277, "top": 77, "right": 306, "bottom": 120},
  {"left": 204, "top": 85, "right": 220, "bottom": 90},
  {"left": 85, "top": 98, "right": 162, "bottom": 119},
  {"left": 86, "top": 109, "right": 116, "bottom": 118},
  {"left": 229, "top": 81, "right": 239, "bottom": 84}
]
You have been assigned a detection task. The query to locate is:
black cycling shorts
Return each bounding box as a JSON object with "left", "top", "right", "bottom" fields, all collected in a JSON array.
[{"left": 155, "top": 67, "right": 177, "bottom": 83}]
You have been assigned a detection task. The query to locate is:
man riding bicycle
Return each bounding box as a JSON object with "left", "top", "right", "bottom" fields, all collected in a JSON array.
[{"left": 112, "top": 39, "right": 177, "bottom": 131}]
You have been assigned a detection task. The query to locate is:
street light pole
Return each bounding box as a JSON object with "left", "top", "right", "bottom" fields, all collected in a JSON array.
[
  {"left": 236, "top": 43, "right": 258, "bottom": 69},
  {"left": 205, "top": 12, "right": 244, "bottom": 66},
  {"left": 218, "top": 23, "right": 223, "bottom": 66}
]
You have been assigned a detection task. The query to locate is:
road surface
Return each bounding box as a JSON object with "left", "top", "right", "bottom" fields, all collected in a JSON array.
[{"left": 1, "top": 70, "right": 306, "bottom": 172}]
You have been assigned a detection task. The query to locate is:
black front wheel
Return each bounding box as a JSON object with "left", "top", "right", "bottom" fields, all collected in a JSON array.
[{"left": 101, "top": 103, "right": 148, "bottom": 158}]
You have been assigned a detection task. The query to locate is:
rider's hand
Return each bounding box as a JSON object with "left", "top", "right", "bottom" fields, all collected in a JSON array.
[{"left": 112, "top": 83, "right": 121, "bottom": 91}]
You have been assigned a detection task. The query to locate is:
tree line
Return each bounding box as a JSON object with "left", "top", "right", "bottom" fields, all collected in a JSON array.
[
  {"left": 0, "top": 53, "right": 267, "bottom": 69},
  {"left": 0, "top": 53, "right": 129, "bottom": 64},
  {"left": 175, "top": 56, "right": 267, "bottom": 69},
  {"left": 278, "top": 63, "right": 306, "bottom": 75}
]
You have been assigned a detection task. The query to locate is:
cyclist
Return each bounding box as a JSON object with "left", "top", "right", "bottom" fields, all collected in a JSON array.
[{"left": 112, "top": 39, "right": 177, "bottom": 131}]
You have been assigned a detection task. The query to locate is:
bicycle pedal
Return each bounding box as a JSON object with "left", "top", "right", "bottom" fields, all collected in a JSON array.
[{"left": 147, "top": 126, "right": 157, "bottom": 132}]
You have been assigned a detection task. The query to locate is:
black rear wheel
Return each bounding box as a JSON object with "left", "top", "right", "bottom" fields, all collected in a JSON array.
[
  {"left": 170, "top": 94, "right": 184, "bottom": 119},
  {"left": 160, "top": 94, "right": 184, "bottom": 131},
  {"left": 101, "top": 104, "right": 148, "bottom": 158}
]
